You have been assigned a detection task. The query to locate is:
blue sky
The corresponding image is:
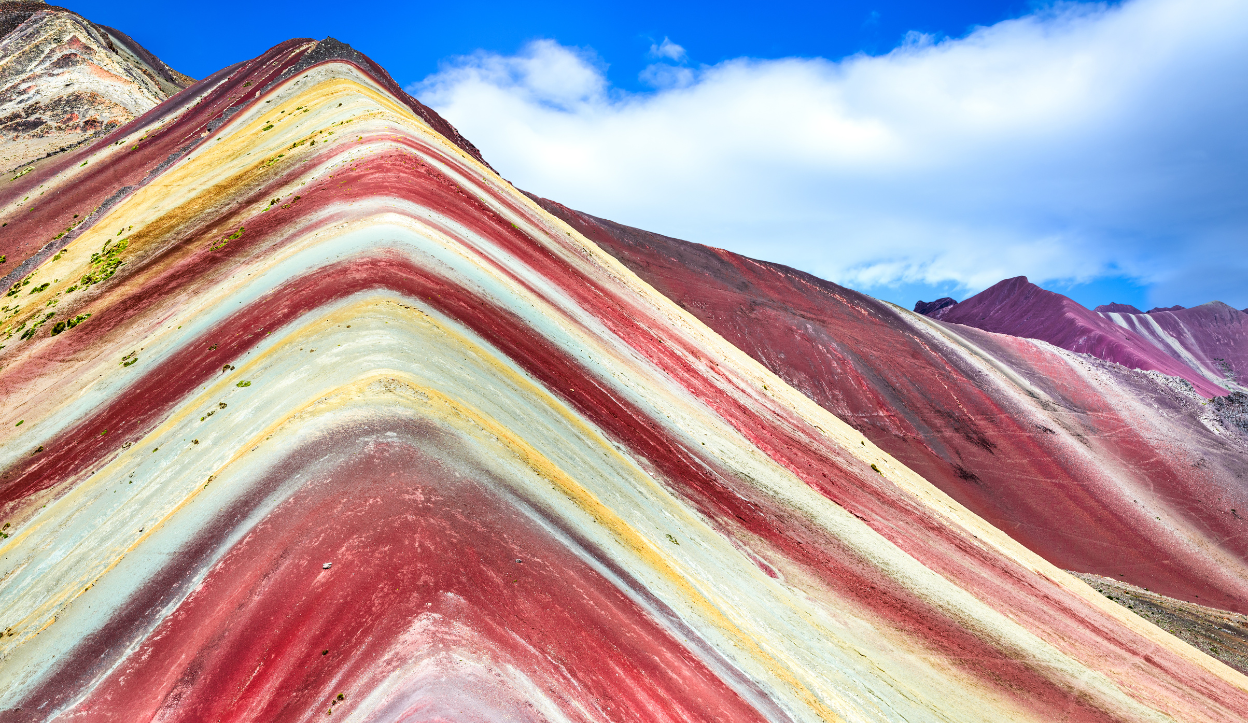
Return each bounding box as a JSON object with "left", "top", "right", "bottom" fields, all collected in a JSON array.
[
  {"left": 70, "top": 1, "right": 1034, "bottom": 92},
  {"left": 69, "top": 1, "right": 1247, "bottom": 312}
]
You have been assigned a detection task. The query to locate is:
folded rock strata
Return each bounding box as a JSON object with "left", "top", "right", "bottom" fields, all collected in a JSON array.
[{"left": 0, "top": 32, "right": 1245, "bottom": 723}]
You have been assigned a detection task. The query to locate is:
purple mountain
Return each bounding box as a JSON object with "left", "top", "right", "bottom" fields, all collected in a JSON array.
[
  {"left": 916, "top": 277, "right": 1234, "bottom": 397},
  {"left": 1099, "top": 302, "right": 1248, "bottom": 393}
]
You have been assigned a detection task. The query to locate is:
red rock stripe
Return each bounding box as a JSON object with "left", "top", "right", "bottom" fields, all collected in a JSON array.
[{"left": 25, "top": 420, "right": 777, "bottom": 723}]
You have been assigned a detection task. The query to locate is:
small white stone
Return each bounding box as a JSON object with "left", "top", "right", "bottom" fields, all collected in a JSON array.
[{"left": 323, "top": 563, "right": 332, "bottom": 569}]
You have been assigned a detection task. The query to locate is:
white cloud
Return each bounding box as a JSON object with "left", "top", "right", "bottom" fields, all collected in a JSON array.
[
  {"left": 639, "top": 63, "right": 694, "bottom": 89},
  {"left": 648, "top": 37, "right": 687, "bottom": 62},
  {"left": 420, "top": 39, "right": 606, "bottom": 111},
  {"left": 411, "top": 0, "right": 1248, "bottom": 307}
]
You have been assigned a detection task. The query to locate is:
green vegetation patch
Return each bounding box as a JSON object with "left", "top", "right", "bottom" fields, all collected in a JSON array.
[
  {"left": 20, "top": 311, "right": 55, "bottom": 340},
  {"left": 211, "top": 227, "right": 244, "bottom": 251},
  {"left": 6, "top": 273, "right": 34, "bottom": 297},
  {"left": 50, "top": 314, "right": 89, "bottom": 336},
  {"left": 77, "top": 238, "right": 129, "bottom": 290}
]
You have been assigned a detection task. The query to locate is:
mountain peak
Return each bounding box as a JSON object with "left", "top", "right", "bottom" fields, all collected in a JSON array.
[
  {"left": 0, "top": 2, "right": 192, "bottom": 168},
  {"left": 1095, "top": 302, "right": 1144, "bottom": 314},
  {"left": 913, "top": 296, "right": 957, "bottom": 317},
  {"left": 935, "top": 277, "right": 1229, "bottom": 396}
]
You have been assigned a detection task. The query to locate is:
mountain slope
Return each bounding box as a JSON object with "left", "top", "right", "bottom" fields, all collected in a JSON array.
[
  {"left": 921, "top": 276, "right": 1230, "bottom": 397},
  {"left": 0, "top": 0, "right": 191, "bottom": 170},
  {"left": 533, "top": 197, "right": 1248, "bottom": 616},
  {"left": 1098, "top": 302, "right": 1248, "bottom": 393},
  {"left": 0, "top": 39, "right": 1246, "bottom": 722}
]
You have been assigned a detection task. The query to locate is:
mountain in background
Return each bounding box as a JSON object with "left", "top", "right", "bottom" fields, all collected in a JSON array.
[
  {"left": 1, "top": 6, "right": 1247, "bottom": 721},
  {"left": 0, "top": 0, "right": 192, "bottom": 169},
  {"left": 916, "top": 276, "right": 1248, "bottom": 396}
]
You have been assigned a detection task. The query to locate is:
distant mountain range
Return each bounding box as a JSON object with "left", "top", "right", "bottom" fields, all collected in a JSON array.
[{"left": 915, "top": 276, "right": 1247, "bottom": 397}]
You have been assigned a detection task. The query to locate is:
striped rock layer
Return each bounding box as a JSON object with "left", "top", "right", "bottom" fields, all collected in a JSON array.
[
  {"left": 0, "top": 38, "right": 1246, "bottom": 722},
  {"left": 0, "top": 1, "right": 193, "bottom": 171},
  {"left": 1097, "top": 303, "right": 1248, "bottom": 395},
  {"left": 533, "top": 201, "right": 1248, "bottom": 617}
]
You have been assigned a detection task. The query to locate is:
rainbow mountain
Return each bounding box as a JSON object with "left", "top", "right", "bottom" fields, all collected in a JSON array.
[{"left": 1, "top": 18, "right": 1247, "bottom": 723}]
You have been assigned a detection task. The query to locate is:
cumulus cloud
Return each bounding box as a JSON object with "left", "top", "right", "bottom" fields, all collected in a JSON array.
[
  {"left": 648, "top": 37, "right": 687, "bottom": 62},
  {"left": 638, "top": 63, "right": 694, "bottom": 89},
  {"left": 412, "top": 0, "right": 1248, "bottom": 307}
]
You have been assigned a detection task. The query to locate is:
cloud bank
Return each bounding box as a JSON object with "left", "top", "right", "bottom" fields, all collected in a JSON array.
[{"left": 412, "top": 0, "right": 1248, "bottom": 307}]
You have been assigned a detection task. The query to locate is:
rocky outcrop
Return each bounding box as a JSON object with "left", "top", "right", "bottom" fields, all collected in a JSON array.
[
  {"left": 1094, "top": 302, "right": 1143, "bottom": 314},
  {"left": 1212, "top": 391, "right": 1248, "bottom": 436},
  {"left": 913, "top": 296, "right": 957, "bottom": 317}
]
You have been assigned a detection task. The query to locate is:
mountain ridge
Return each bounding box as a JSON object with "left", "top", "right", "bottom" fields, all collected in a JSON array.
[
  {"left": 915, "top": 276, "right": 1241, "bottom": 396},
  {"left": 1, "top": 22, "right": 1246, "bottom": 722},
  {"left": 532, "top": 195, "right": 1248, "bottom": 614}
]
